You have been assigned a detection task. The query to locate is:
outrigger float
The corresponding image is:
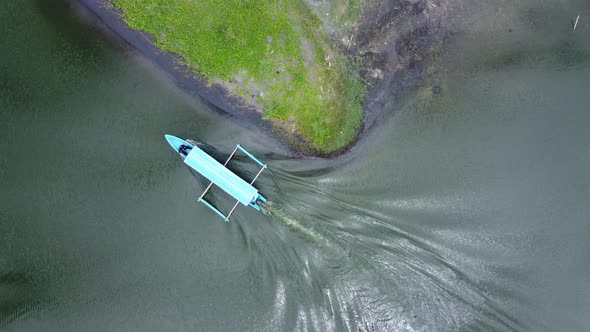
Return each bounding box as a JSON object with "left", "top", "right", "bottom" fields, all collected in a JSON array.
[{"left": 165, "top": 134, "right": 267, "bottom": 222}]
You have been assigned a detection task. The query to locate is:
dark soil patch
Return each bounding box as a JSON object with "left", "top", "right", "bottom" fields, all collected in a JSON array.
[{"left": 339, "top": 0, "right": 461, "bottom": 134}]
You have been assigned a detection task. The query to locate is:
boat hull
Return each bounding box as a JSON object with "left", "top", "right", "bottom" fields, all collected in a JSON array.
[
  {"left": 165, "top": 134, "right": 267, "bottom": 221},
  {"left": 165, "top": 134, "right": 194, "bottom": 154}
]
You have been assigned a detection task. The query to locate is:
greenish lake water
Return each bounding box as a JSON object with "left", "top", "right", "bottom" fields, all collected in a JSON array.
[{"left": 1, "top": 1, "right": 589, "bottom": 331}]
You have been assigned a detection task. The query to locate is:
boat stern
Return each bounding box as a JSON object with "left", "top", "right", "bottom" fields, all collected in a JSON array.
[{"left": 248, "top": 194, "right": 267, "bottom": 211}]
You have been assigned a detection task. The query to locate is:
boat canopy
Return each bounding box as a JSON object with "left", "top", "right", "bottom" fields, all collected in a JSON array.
[{"left": 183, "top": 146, "right": 259, "bottom": 206}]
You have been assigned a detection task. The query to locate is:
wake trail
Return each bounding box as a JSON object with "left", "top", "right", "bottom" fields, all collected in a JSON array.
[{"left": 261, "top": 202, "right": 328, "bottom": 245}]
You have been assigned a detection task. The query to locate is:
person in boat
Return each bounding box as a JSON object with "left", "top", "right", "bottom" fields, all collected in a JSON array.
[{"left": 178, "top": 144, "right": 192, "bottom": 156}]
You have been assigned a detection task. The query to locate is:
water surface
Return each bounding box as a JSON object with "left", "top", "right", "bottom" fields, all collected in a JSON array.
[{"left": 1, "top": 1, "right": 589, "bottom": 331}]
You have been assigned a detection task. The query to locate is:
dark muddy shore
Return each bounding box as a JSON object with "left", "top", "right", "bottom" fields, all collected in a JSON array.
[
  {"left": 73, "top": 0, "right": 458, "bottom": 158},
  {"left": 347, "top": 0, "right": 461, "bottom": 128}
]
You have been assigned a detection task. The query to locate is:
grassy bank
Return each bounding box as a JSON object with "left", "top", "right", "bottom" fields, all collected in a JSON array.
[{"left": 111, "top": 0, "right": 364, "bottom": 153}]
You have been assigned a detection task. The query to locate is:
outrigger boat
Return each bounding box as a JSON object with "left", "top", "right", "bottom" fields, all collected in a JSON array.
[{"left": 165, "top": 134, "right": 267, "bottom": 221}]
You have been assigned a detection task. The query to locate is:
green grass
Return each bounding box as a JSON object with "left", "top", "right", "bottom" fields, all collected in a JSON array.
[
  {"left": 111, "top": 0, "right": 365, "bottom": 153},
  {"left": 330, "top": 0, "right": 363, "bottom": 29}
]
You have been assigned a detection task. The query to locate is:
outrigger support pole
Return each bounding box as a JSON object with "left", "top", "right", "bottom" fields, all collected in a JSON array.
[
  {"left": 224, "top": 200, "right": 241, "bottom": 222},
  {"left": 250, "top": 164, "right": 267, "bottom": 185},
  {"left": 237, "top": 145, "right": 265, "bottom": 167},
  {"left": 224, "top": 145, "right": 239, "bottom": 166},
  {"left": 236, "top": 144, "right": 267, "bottom": 185},
  {"left": 197, "top": 144, "right": 267, "bottom": 222},
  {"left": 198, "top": 145, "right": 240, "bottom": 202},
  {"left": 198, "top": 182, "right": 214, "bottom": 201},
  {"left": 198, "top": 197, "right": 229, "bottom": 221}
]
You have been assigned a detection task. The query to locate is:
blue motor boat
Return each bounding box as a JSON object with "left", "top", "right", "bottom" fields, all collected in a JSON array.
[{"left": 165, "top": 134, "right": 267, "bottom": 221}]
